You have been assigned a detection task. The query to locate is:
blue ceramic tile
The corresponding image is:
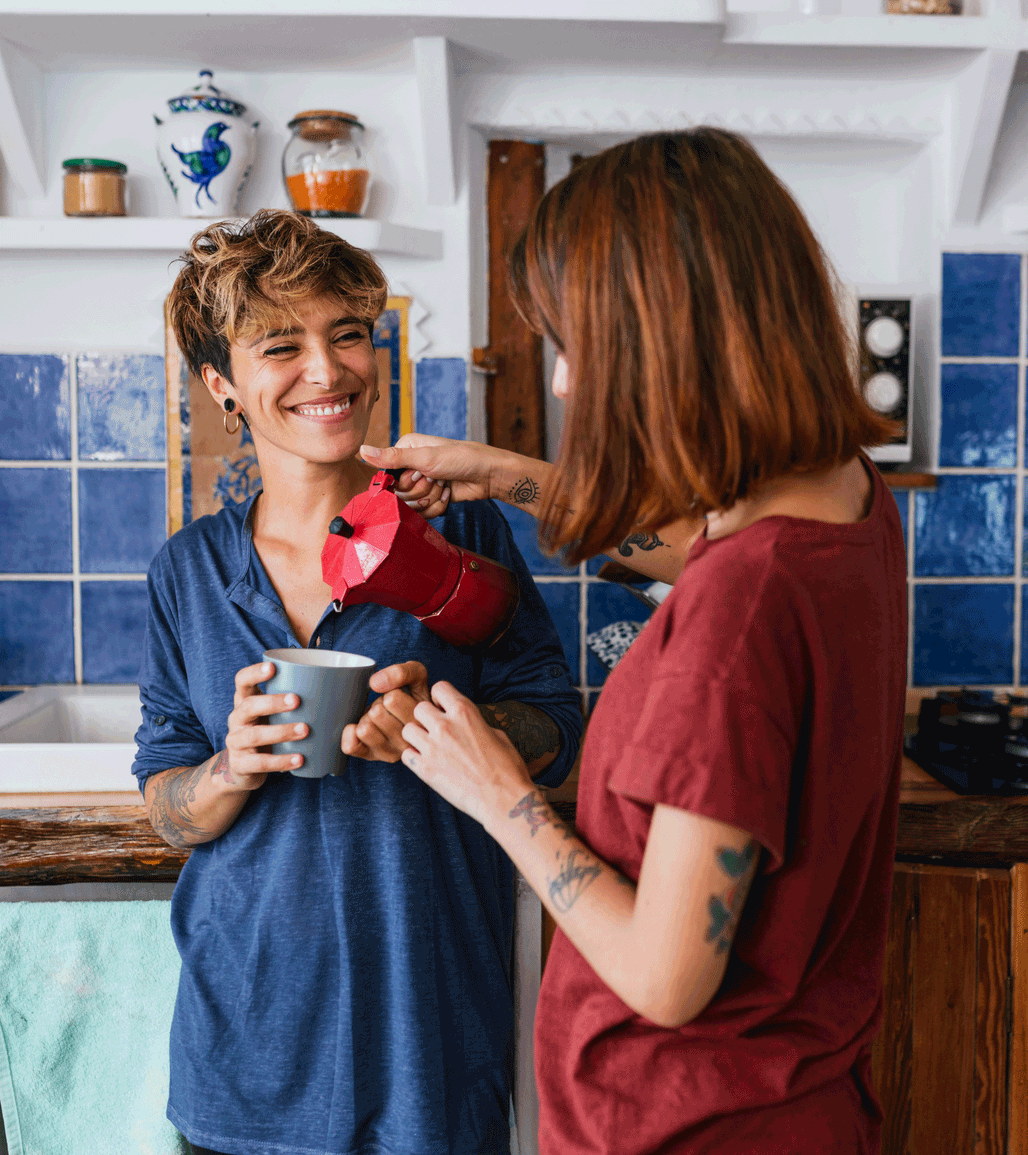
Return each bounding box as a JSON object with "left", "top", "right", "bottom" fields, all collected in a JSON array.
[
  {"left": 913, "top": 583, "right": 1013, "bottom": 686},
  {"left": 941, "top": 253, "right": 1021, "bottom": 357},
  {"left": 77, "top": 354, "right": 166, "bottom": 462},
  {"left": 914, "top": 475, "right": 1015, "bottom": 577},
  {"left": 0, "top": 691, "right": 21, "bottom": 702},
  {"left": 78, "top": 470, "right": 166, "bottom": 574},
  {"left": 81, "top": 581, "right": 150, "bottom": 683},
  {"left": 0, "top": 469, "right": 72, "bottom": 573},
  {"left": 0, "top": 581, "right": 75, "bottom": 683},
  {"left": 535, "top": 580, "right": 581, "bottom": 677},
  {"left": 939, "top": 363, "right": 1018, "bottom": 468},
  {"left": 587, "top": 690, "right": 603, "bottom": 716},
  {"left": 586, "top": 556, "right": 606, "bottom": 575},
  {"left": 891, "top": 488, "right": 909, "bottom": 550},
  {"left": 501, "top": 504, "right": 576, "bottom": 576},
  {"left": 416, "top": 358, "right": 467, "bottom": 441},
  {"left": 586, "top": 582, "right": 653, "bottom": 685},
  {"left": 0, "top": 354, "right": 71, "bottom": 461}
]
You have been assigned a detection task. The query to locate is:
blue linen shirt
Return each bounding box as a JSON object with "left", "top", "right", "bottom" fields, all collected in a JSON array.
[{"left": 133, "top": 494, "right": 581, "bottom": 1155}]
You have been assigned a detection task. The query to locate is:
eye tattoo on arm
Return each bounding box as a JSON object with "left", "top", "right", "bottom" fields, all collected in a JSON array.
[
  {"left": 704, "top": 840, "right": 759, "bottom": 954},
  {"left": 508, "top": 477, "right": 540, "bottom": 506},
  {"left": 618, "top": 531, "right": 668, "bottom": 557}
]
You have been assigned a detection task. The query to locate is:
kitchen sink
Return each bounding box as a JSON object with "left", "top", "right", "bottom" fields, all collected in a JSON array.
[{"left": 0, "top": 685, "right": 141, "bottom": 793}]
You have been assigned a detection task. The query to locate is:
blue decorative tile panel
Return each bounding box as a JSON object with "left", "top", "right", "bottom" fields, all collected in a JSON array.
[
  {"left": 0, "top": 469, "right": 72, "bottom": 573},
  {"left": 501, "top": 504, "right": 576, "bottom": 576},
  {"left": 939, "top": 363, "right": 1018, "bottom": 468},
  {"left": 416, "top": 358, "right": 467, "bottom": 441},
  {"left": 0, "top": 581, "right": 75, "bottom": 683},
  {"left": 913, "top": 583, "right": 1014, "bottom": 686},
  {"left": 0, "top": 354, "right": 71, "bottom": 461},
  {"left": 941, "top": 253, "right": 1021, "bottom": 357},
  {"left": 535, "top": 580, "right": 581, "bottom": 676},
  {"left": 77, "top": 354, "right": 166, "bottom": 461},
  {"left": 81, "top": 581, "right": 150, "bottom": 683},
  {"left": 914, "top": 475, "right": 1016, "bottom": 577},
  {"left": 79, "top": 470, "right": 166, "bottom": 574},
  {"left": 586, "top": 582, "right": 653, "bottom": 685},
  {"left": 586, "top": 556, "right": 606, "bottom": 576}
]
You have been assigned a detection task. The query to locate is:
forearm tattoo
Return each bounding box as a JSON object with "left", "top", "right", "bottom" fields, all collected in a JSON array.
[
  {"left": 478, "top": 700, "right": 561, "bottom": 769},
  {"left": 508, "top": 789, "right": 610, "bottom": 913},
  {"left": 145, "top": 751, "right": 228, "bottom": 848},
  {"left": 618, "top": 531, "right": 667, "bottom": 557},
  {"left": 705, "top": 840, "right": 759, "bottom": 954},
  {"left": 508, "top": 477, "right": 540, "bottom": 506}
]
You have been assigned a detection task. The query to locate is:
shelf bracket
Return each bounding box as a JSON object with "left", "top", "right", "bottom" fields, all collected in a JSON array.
[
  {"left": 0, "top": 37, "right": 44, "bottom": 199},
  {"left": 413, "top": 36, "right": 457, "bottom": 207},
  {"left": 951, "top": 47, "right": 1018, "bottom": 228}
]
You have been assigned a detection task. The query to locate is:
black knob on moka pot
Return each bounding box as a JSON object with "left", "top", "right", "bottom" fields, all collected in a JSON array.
[{"left": 328, "top": 516, "right": 354, "bottom": 538}]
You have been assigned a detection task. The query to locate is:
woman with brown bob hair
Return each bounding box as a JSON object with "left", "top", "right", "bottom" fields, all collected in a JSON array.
[{"left": 369, "top": 128, "right": 907, "bottom": 1153}]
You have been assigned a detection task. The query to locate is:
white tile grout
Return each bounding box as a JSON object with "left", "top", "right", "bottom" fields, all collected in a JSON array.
[{"left": 70, "top": 355, "right": 82, "bottom": 686}]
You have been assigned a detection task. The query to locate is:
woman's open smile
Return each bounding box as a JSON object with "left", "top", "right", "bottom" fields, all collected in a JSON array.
[{"left": 288, "top": 391, "right": 361, "bottom": 422}]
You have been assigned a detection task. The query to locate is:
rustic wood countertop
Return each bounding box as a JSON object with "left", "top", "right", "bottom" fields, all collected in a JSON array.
[{"left": 3, "top": 753, "right": 1028, "bottom": 886}]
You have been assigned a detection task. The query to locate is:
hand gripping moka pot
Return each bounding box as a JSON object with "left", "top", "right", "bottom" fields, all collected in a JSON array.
[{"left": 321, "top": 471, "right": 520, "bottom": 649}]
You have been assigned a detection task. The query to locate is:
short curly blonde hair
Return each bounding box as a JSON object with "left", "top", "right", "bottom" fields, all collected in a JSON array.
[{"left": 167, "top": 209, "right": 389, "bottom": 382}]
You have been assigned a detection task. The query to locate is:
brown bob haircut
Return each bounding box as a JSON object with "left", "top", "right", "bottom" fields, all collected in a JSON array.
[
  {"left": 167, "top": 208, "right": 388, "bottom": 384},
  {"left": 509, "top": 128, "right": 897, "bottom": 565}
]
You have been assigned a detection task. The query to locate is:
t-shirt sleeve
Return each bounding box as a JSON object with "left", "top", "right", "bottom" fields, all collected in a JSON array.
[
  {"left": 131, "top": 554, "right": 216, "bottom": 792},
  {"left": 468, "top": 502, "right": 583, "bottom": 790},
  {"left": 606, "top": 581, "right": 808, "bottom": 873}
]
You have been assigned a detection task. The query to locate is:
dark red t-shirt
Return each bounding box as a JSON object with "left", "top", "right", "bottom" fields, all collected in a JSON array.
[{"left": 534, "top": 459, "right": 907, "bottom": 1155}]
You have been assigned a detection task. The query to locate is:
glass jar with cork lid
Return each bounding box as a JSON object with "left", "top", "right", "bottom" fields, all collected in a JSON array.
[
  {"left": 282, "top": 110, "right": 372, "bottom": 218},
  {"left": 62, "top": 158, "right": 127, "bottom": 217}
]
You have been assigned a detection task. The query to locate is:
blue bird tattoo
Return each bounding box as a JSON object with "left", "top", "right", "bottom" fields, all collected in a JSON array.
[{"left": 172, "top": 121, "right": 232, "bottom": 208}]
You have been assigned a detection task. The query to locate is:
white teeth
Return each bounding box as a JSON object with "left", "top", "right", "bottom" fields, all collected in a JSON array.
[
  {"left": 295, "top": 397, "right": 353, "bottom": 416},
  {"left": 332, "top": 404, "right": 343, "bottom": 414}
]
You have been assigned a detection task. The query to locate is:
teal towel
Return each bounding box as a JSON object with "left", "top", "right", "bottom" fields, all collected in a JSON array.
[{"left": 0, "top": 901, "right": 186, "bottom": 1155}]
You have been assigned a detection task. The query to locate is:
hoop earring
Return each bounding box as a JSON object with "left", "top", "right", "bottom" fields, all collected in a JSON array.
[
  {"left": 374, "top": 391, "right": 381, "bottom": 402},
  {"left": 223, "top": 398, "right": 241, "bottom": 436}
]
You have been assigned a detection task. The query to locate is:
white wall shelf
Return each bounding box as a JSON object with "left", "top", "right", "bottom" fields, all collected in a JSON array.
[
  {"left": 0, "top": 216, "right": 444, "bottom": 258},
  {"left": 722, "top": 14, "right": 1021, "bottom": 48}
]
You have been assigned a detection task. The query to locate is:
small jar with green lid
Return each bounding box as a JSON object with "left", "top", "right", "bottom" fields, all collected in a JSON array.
[{"left": 62, "top": 158, "right": 127, "bottom": 217}]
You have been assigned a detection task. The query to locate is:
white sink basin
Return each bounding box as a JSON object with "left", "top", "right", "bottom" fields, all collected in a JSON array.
[{"left": 0, "top": 685, "right": 140, "bottom": 793}]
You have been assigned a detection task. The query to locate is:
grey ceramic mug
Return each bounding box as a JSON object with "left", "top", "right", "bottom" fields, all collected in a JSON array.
[{"left": 262, "top": 648, "right": 376, "bottom": 778}]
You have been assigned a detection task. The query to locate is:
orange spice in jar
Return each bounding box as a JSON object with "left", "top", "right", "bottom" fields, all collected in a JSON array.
[
  {"left": 62, "top": 158, "right": 127, "bottom": 217},
  {"left": 282, "top": 111, "right": 372, "bottom": 218}
]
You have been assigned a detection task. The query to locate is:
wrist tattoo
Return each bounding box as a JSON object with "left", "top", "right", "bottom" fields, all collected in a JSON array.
[
  {"left": 479, "top": 701, "right": 561, "bottom": 768},
  {"left": 618, "top": 531, "right": 667, "bottom": 557},
  {"left": 508, "top": 477, "right": 540, "bottom": 506},
  {"left": 508, "top": 789, "right": 569, "bottom": 837},
  {"left": 209, "top": 749, "right": 233, "bottom": 783},
  {"left": 705, "top": 840, "right": 759, "bottom": 954}
]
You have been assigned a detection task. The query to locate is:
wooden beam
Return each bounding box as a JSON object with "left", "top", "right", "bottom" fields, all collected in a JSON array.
[
  {"left": 952, "top": 48, "right": 1019, "bottom": 227},
  {"left": 413, "top": 36, "right": 457, "bottom": 207},
  {"left": 485, "top": 139, "right": 545, "bottom": 459},
  {"left": 1010, "top": 863, "right": 1028, "bottom": 1155},
  {"left": 0, "top": 36, "right": 44, "bottom": 198}
]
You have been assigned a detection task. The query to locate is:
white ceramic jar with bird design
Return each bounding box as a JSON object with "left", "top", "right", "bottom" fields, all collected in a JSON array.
[{"left": 154, "top": 70, "right": 258, "bottom": 219}]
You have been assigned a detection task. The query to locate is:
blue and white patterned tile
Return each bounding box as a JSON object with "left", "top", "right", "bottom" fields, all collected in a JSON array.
[
  {"left": 415, "top": 358, "right": 467, "bottom": 441},
  {"left": 78, "top": 469, "right": 166, "bottom": 574},
  {"left": 914, "top": 475, "right": 1016, "bottom": 577},
  {"left": 501, "top": 504, "right": 576, "bottom": 576},
  {"left": 0, "top": 581, "right": 75, "bottom": 683},
  {"left": 586, "top": 582, "right": 653, "bottom": 686},
  {"left": 913, "top": 583, "right": 1014, "bottom": 687},
  {"left": 81, "top": 581, "right": 150, "bottom": 683},
  {"left": 0, "top": 354, "right": 71, "bottom": 461},
  {"left": 535, "top": 580, "right": 581, "bottom": 677},
  {"left": 939, "top": 363, "right": 1018, "bottom": 468},
  {"left": 941, "top": 252, "right": 1021, "bottom": 358},
  {"left": 77, "top": 354, "right": 166, "bottom": 462},
  {"left": 0, "top": 468, "right": 72, "bottom": 573}
]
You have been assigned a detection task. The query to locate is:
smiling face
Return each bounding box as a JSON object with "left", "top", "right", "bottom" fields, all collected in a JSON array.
[{"left": 202, "top": 293, "right": 380, "bottom": 469}]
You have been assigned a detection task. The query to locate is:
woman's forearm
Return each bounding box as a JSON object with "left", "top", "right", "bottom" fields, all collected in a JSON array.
[
  {"left": 143, "top": 752, "right": 254, "bottom": 848},
  {"left": 489, "top": 451, "right": 702, "bottom": 584},
  {"left": 484, "top": 786, "right": 693, "bottom": 1026}
]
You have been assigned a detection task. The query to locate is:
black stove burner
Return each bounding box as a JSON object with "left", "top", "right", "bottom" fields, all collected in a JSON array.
[{"left": 906, "top": 690, "right": 1028, "bottom": 796}]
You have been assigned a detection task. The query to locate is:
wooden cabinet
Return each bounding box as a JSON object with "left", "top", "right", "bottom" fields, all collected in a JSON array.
[{"left": 872, "top": 862, "right": 1028, "bottom": 1155}]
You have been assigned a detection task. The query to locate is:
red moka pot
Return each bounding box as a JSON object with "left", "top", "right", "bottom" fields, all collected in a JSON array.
[{"left": 321, "top": 470, "right": 520, "bottom": 649}]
